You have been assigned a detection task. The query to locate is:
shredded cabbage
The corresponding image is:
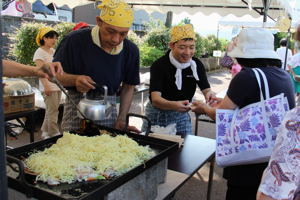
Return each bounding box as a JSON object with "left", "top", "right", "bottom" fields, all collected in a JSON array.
[{"left": 25, "top": 132, "right": 154, "bottom": 183}]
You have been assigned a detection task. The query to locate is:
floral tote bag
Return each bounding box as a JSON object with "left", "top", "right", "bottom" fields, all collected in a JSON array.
[{"left": 216, "top": 68, "right": 290, "bottom": 167}]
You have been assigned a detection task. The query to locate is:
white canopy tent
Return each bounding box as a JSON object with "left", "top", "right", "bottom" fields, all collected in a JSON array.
[
  {"left": 219, "top": 15, "right": 276, "bottom": 28},
  {"left": 276, "top": 0, "right": 300, "bottom": 22},
  {"left": 25, "top": 0, "right": 282, "bottom": 19},
  {"left": 125, "top": 0, "right": 281, "bottom": 18}
]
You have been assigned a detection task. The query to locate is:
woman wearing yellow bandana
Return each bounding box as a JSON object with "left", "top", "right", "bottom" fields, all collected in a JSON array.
[
  {"left": 143, "top": 24, "right": 215, "bottom": 136},
  {"left": 53, "top": 0, "right": 140, "bottom": 133},
  {"left": 33, "top": 27, "right": 61, "bottom": 139}
]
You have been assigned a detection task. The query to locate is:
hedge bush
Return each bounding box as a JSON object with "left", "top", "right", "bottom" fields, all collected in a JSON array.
[
  {"left": 53, "top": 22, "right": 74, "bottom": 47},
  {"left": 144, "top": 27, "right": 170, "bottom": 52},
  {"left": 127, "top": 30, "right": 143, "bottom": 46},
  {"left": 140, "top": 43, "right": 164, "bottom": 67},
  {"left": 11, "top": 22, "right": 45, "bottom": 65}
]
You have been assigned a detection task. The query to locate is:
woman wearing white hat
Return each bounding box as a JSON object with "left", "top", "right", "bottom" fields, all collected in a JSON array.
[{"left": 191, "top": 28, "right": 295, "bottom": 200}]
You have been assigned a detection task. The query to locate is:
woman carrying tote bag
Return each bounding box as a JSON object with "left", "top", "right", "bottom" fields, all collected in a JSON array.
[{"left": 191, "top": 28, "right": 295, "bottom": 200}]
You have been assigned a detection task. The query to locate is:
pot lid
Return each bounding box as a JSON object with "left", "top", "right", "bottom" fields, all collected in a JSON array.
[{"left": 3, "top": 78, "right": 33, "bottom": 96}]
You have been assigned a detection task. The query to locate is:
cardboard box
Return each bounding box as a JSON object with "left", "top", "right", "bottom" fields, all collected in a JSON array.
[{"left": 3, "top": 93, "right": 35, "bottom": 114}]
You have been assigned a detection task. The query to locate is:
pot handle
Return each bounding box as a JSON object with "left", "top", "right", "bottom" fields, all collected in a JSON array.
[
  {"left": 91, "top": 84, "right": 108, "bottom": 104},
  {"left": 6, "top": 155, "right": 33, "bottom": 197},
  {"left": 125, "top": 113, "right": 151, "bottom": 136},
  {"left": 102, "top": 85, "right": 108, "bottom": 104}
]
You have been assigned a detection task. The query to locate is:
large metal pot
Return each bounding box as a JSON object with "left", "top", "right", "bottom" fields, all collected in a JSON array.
[{"left": 78, "top": 85, "right": 108, "bottom": 121}]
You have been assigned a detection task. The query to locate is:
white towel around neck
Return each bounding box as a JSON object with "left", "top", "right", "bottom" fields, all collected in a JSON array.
[{"left": 169, "top": 51, "right": 199, "bottom": 90}]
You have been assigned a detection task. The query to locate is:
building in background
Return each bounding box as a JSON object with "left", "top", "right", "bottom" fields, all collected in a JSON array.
[{"left": 1, "top": 0, "right": 72, "bottom": 22}]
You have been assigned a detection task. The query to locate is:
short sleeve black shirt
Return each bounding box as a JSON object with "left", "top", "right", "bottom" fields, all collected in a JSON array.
[{"left": 149, "top": 51, "right": 210, "bottom": 102}]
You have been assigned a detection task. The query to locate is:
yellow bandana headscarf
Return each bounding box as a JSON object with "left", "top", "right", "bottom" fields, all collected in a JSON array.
[
  {"left": 97, "top": 0, "right": 134, "bottom": 28},
  {"left": 170, "top": 24, "right": 196, "bottom": 43},
  {"left": 36, "top": 27, "right": 54, "bottom": 46}
]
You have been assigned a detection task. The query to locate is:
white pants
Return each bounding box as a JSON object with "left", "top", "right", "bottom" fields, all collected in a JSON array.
[{"left": 41, "top": 91, "right": 62, "bottom": 135}]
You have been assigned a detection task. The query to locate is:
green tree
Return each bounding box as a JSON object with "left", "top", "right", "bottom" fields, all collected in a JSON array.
[
  {"left": 182, "top": 17, "right": 191, "bottom": 24},
  {"left": 200, "top": 35, "right": 227, "bottom": 57},
  {"left": 274, "top": 32, "right": 294, "bottom": 49},
  {"left": 195, "top": 33, "right": 205, "bottom": 58},
  {"left": 53, "top": 22, "right": 74, "bottom": 47}
]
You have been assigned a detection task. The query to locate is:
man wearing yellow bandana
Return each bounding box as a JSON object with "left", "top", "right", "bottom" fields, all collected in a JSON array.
[
  {"left": 143, "top": 24, "right": 215, "bottom": 136},
  {"left": 53, "top": 0, "right": 140, "bottom": 132}
]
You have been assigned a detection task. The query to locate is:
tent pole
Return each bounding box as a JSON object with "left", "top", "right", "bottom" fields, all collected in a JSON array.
[
  {"left": 0, "top": 11, "right": 8, "bottom": 200},
  {"left": 284, "top": 31, "right": 291, "bottom": 70},
  {"left": 262, "top": 0, "right": 271, "bottom": 27},
  {"left": 284, "top": 20, "right": 292, "bottom": 71}
]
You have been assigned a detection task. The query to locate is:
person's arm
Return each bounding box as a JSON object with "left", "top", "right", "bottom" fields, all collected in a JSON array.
[
  {"left": 201, "top": 88, "right": 216, "bottom": 104},
  {"left": 115, "top": 83, "right": 134, "bottom": 124},
  {"left": 35, "top": 59, "right": 52, "bottom": 95},
  {"left": 151, "top": 91, "right": 190, "bottom": 112},
  {"left": 195, "top": 58, "right": 216, "bottom": 104},
  {"left": 114, "top": 83, "right": 141, "bottom": 133},
  {"left": 3, "top": 59, "right": 63, "bottom": 78},
  {"left": 256, "top": 192, "right": 278, "bottom": 200},
  {"left": 191, "top": 95, "right": 237, "bottom": 120}
]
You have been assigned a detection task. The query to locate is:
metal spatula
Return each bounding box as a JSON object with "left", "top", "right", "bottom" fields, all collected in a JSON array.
[{"left": 40, "top": 64, "right": 87, "bottom": 120}]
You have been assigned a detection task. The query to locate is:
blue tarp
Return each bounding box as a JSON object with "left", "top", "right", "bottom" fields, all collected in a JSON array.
[{"left": 32, "top": 0, "right": 54, "bottom": 15}]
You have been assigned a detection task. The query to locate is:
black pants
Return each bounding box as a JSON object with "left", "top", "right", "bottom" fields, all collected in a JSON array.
[{"left": 226, "top": 183, "right": 259, "bottom": 200}]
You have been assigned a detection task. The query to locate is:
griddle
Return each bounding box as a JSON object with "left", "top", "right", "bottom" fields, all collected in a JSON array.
[{"left": 6, "top": 124, "right": 178, "bottom": 200}]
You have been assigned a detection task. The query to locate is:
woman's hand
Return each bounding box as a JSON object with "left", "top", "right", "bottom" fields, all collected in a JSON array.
[
  {"left": 208, "top": 97, "right": 223, "bottom": 108},
  {"left": 43, "top": 86, "right": 52, "bottom": 96},
  {"left": 256, "top": 191, "right": 278, "bottom": 200},
  {"left": 190, "top": 101, "right": 209, "bottom": 114}
]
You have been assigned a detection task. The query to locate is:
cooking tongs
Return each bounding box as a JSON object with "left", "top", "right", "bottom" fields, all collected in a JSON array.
[{"left": 40, "top": 64, "right": 87, "bottom": 120}]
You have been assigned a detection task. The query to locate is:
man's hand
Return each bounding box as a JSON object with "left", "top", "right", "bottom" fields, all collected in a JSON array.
[
  {"left": 36, "top": 62, "right": 64, "bottom": 80},
  {"left": 173, "top": 100, "right": 191, "bottom": 112},
  {"left": 48, "top": 62, "right": 63, "bottom": 76},
  {"left": 115, "top": 119, "right": 141, "bottom": 134},
  {"left": 75, "top": 75, "right": 96, "bottom": 93}
]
